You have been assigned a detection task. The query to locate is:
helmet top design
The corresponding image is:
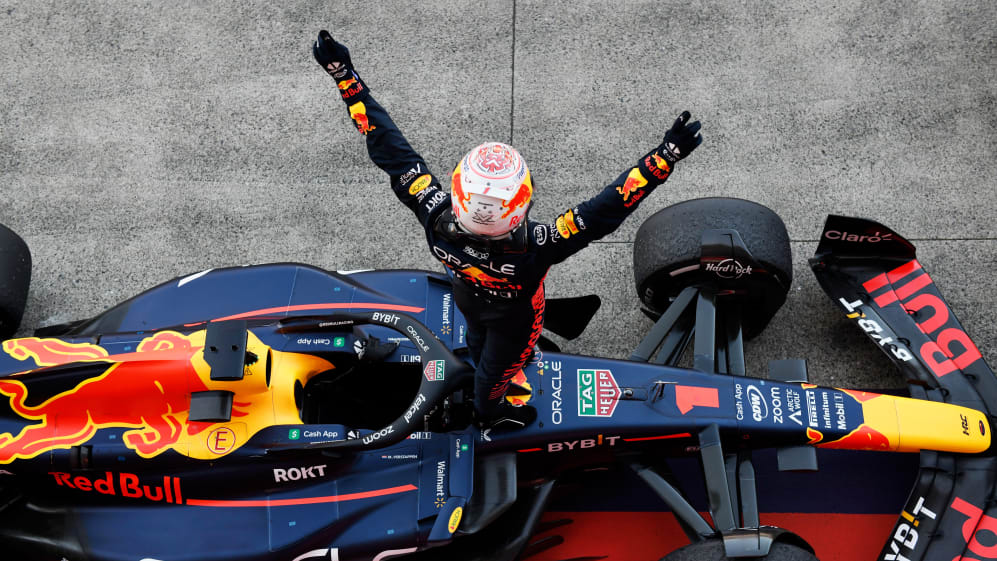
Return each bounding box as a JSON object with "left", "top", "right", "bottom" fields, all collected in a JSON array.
[{"left": 451, "top": 142, "right": 533, "bottom": 238}]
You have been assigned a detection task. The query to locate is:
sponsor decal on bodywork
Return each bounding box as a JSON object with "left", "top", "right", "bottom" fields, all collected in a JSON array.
[
  {"left": 274, "top": 465, "right": 328, "bottom": 483},
  {"left": 543, "top": 359, "right": 564, "bottom": 424},
  {"left": 577, "top": 369, "right": 620, "bottom": 418},
  {"left": 858, "top": 260, "right": 983, "bottom": 378},
  {"left": 0, "top": 332, "right": 331, "bottom": 462},
  {"left": 881, "top": 496, "right": 936, "bottom": 561},
  {"left": 440, "top": 293, "right": 452, "bottom": 335},
  {"left": 49, "top": 471, "right": 184, "bottom": 504},
  {"left": 434, "top": 460, "right": 448, "bottom": 508},
  {"left": 675, "top": 385, "right": 720, "bottom": 415}
]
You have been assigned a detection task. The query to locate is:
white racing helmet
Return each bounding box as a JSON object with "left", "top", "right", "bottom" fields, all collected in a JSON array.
[{"left": 451, "top": 142, "right": 533, "bottom": 238}]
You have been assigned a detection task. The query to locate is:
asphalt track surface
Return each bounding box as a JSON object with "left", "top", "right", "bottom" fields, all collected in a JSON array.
[{"left": 1, "top": 1, "right": 994, "bottom": 391}]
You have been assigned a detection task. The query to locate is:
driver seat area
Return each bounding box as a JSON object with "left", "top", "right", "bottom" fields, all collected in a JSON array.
[{"left": 297, "top": 329, "right": 423, "bottom": 430}]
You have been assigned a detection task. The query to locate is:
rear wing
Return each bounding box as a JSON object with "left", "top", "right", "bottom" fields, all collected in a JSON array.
[{"left": 811, "top": 215, "right": 997, "bottom": 561}]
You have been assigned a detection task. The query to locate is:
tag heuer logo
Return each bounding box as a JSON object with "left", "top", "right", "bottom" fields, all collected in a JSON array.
[
  {"left": 424, "top": 360, "right": 445, "bottom": 381},
  {"left": 577, "top": 369, "right": 620, "bottom": 417}
]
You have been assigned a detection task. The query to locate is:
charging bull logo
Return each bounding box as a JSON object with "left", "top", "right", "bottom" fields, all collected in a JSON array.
[
  {"left": 818, "top": 424, "right": 891, "bottom": 451},
  {"left": 652, "top": 153, "right": 671, "bottom": 173},
  {"left": 505, "top": 370, "right": 532, "bottom": 407},
  {"left": 460, "top": 266, "right": 507, "bottom": 284},
  {"left": 3, "top": 337, "right": 109, "bottom": 365},
  {"left": 451, "top": 161, "right": 470, "bottom": 213},
  {"left": 0, "top": 333, "right": 204, "bottom": 462},
  {"left": 0, "top": 330, "right": 332, "bottom": 464},
  {"left": 617, "top": 168, "right": 647, "bottom": 204},
  {"left": 500, "top": 174, "right": 532, "bottom": 220},
  {"left": 348, "top": 101, "right": 375, "bottom": 135},
  {"left": 337, "top": 74, "right": 364, "bottom": 99},
  {"left": 645, "top": 153, "right": 672, "bottom": 181},
  {"left": 802, "top": 390, "right": 897, "bottom": 451}
]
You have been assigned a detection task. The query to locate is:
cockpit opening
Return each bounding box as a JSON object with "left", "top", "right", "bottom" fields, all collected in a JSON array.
[{"left": 299, "top": 353, "right": 423, "bottom": 430}]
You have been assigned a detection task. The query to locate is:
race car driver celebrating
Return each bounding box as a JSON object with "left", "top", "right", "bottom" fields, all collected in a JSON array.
[{"left": 314, "top": 30, "right": 702, "bottom": 430}]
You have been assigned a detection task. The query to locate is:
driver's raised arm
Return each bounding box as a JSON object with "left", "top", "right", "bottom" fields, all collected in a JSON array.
[
  {"left": 313, "top": 31, "right": 447, "bottom": 229},
  {"left": 536, "top": 112, "right": 703, "bottom": 264}
]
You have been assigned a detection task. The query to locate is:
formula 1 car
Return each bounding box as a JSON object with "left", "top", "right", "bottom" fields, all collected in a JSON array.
[{"left": 0, "top": 198, "right": 994, "bottom": 561}]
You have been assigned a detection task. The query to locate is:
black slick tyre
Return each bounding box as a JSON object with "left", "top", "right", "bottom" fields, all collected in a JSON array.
[
  {"left": 0, "top": 224, "right": 31, "bottom": 340},
  {"left": 661, "top": 539, "right": 818, "bottom": 560},
  {"left": 633, "top": 198, "right": 792, "bottom": 339}
]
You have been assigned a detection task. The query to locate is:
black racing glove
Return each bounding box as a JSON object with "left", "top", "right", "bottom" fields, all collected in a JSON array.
[
  {"left": 637, "top": 111, "right": 703, "bottom": 183},
  {"left": 660, "top": 111, "right": 702, "bottom": 164},
  {"left": 313, "top": 30, "right": 368, "bottom": 102}
]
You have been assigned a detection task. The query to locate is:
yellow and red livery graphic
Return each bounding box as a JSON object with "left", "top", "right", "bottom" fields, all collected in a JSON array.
[
  {"left": 555, "top": 209, "right": 580, "bottom": 239},
  {"left": 806, "top": 389, "right": 988, "bottom": 453},
  {"left": 617, "top": 167, "right": 648, "bottom": 206},
  {"left": 805, "top": 427, "right": 824, "bottom": 445},
  {"left": 499, "top": 173, "right": 533, "bottom": 220},
  {"left": 458, "top": 266, "right": 508, "bottom": 285},
  {"left": 337, "top": 75, "right": 364, "bottom": 99},
  {"left": 348, "top": 101, "right": 375, "bottom": 135},
  {"left": 337, "top": 77, "right": 358, "bottom": 91},
  {"left": 652, "top": 153, "right": 671, "bottom": 173},
  {"left": 408, "top": 174, "right": 432, "bottom": 195},
  {"left": 0, "top": 331, "right": 333, "bottom": 463},
  {"left": 3, "top": 337, "right": 109, "bottom": 365},
  {"left": 451, "top": 161, "right": 470, "bottom": 212},
  {"left": 448, "top": 507, "right": 464, "bottom": 533},
  {"left": 505, "top": 370, "right": 532, "bottom": 407}
]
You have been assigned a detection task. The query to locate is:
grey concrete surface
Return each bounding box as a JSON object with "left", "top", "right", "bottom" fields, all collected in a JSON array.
[{"left": 1, "top": 1, "right": 994, "bottom": 389}]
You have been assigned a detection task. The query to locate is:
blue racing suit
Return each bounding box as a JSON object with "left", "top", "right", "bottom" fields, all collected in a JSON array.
[{"left": 333, "top": 77, "right": 681, "bottom": 419}]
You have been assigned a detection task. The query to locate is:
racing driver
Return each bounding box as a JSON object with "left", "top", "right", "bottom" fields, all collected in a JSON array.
[{"left": 314, "top": 30, "right": 702, "bottom": 429}]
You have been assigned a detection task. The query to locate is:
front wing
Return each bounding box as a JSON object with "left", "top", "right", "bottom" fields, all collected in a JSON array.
[{"left": 811, "top": 214, "right": 997, "bottom": 561}]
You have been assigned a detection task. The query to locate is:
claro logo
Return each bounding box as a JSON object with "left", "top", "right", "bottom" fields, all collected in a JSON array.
[{"left": 825, "top": 230, "right": 893, "bottom": 243}]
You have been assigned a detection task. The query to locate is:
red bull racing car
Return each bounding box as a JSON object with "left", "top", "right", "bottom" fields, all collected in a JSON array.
[{"left": 0, "top": 198, "right": 995, "bottom": 561}]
